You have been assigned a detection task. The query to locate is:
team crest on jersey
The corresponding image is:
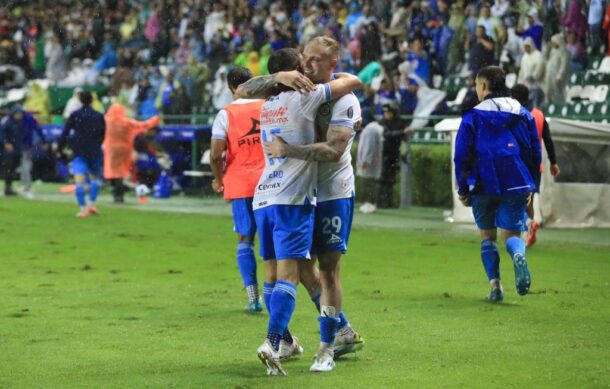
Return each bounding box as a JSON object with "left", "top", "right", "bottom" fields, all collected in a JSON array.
[
  {"left": 347, "top": 106, "right": 353, "bottom": 118},
  {"left": 319, "top": 103, "right": 331, "bottom": 116},
  {"left": 327, "top": 234, "right": 343, "bottom": 244}
]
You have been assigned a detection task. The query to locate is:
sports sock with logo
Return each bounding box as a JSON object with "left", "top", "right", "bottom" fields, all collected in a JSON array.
[
  {"left": 237, "top": 241, "right": 258, "bottom": 302},
  {"left": 481, "top": 238, "right": 500, "bottom": 281},
  {"left": 89, "top": 179, "right": 100, "bottom": 203},
  {"left": 267, "top": 280, "right": 297, "bottom": 351},
  {"left": 506, "top": 236, "right": 526, "bottom": 261},
  {"left": 311, "top": 290, "right": 349, "bottom": 330},
  {"left": 75, "top": 183, "right": 86, "bottom": 208},
  {"left": 319, "top": 305, "right": 341, "bottom": 347}
]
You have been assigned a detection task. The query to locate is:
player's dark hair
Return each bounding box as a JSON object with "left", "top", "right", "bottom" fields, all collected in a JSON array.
[
  {"left": 511, "top": 84, "right": 530, "bottom": 106},
  {"left": 227, "top": 66, "right": 253, "bottom": 91},
  {"left": 79, "top": 91, "right": 93, "bottom": 106},
  {"left": 476, "top": 66, "right": 508, "bottom": 95},
  {"left": 267, "top": 48, "right": 301, "bottom": 74}
]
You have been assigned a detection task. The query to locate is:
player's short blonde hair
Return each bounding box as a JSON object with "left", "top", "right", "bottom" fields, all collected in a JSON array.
[{"left": 308, "top": 36, "right": 340, "bottom": 60}]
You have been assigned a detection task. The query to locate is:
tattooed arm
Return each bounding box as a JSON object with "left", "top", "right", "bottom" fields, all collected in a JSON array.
[
  {"left": 263, "top": 125, "right": 353, "bottom": 162},
  {"left": 235, "top": 71, "right": 315, "bottom": 99}
]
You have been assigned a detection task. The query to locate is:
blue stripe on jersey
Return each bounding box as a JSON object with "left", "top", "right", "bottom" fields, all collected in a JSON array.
[
  {"left": 324, "top": 83, "right": 331, "bottom": 102},
  {"left": 329, "top": 120, "right": 355, "bottom": 128}
]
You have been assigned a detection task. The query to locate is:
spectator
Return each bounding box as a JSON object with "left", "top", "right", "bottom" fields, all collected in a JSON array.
[
  {"left": 518, "top": 37, "right": 544, "bottom": 84},
  {"left": 361, "top": 21, "right": 382, "bottom": 68},
  {"left": 405, "top": 37, "right": 431, "bottom": 85},
  {"left": 566, "top": 31, "right": 587, "bottom": 70},
  {"left": 588, "top": 0, "right": 604, "bottom": 51},
  {"left": 377, "top": 104, "right": 410, "bottom": 209},
  {"left": 0, "top": 106, "right": 46, "bottom": 197},
  {"left": 562, "top": 0, "right": 587, "bottom": 41},
  {"left": 604, "top": 3, "right": 610, "bottom": 55},
  {"left": 103, "top": 103, "right": 160, "bottom": 203},
  {"left": 477, "top": 3, "right": 501, "bottom": 42},
  {"left": 357, "top": 112, "right": 384, "bottom": 214},
  {"left": 467, "top": 25, "right": 496, "bottom": 76},
  {"left": 520, "top": 9, "right": 544, "bottom": 50},
  {"left": 44, "top": 33, "right": 67, "bottom": 81},
  {"left": 544, "top": 34, "right": 569, "bottom": 105},
  {"left": 155, "top": 71, "right": 182, "bottom": 113},
  {"left": 447, "top": 1, "right": 467, "bottom": 73}
]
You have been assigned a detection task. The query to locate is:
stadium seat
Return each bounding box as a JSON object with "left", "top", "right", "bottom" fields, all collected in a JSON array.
[
  {"left": 594, "top": 85, "right": 609, "bottom": 102},
  {"left": 547, "top": 103, "right": 558, "bottom": 115},
  {"left": 581, "top": 85, "right": 596, "bottom": 101},
  {"left": 600, "top": 104, "right": 609, "bottom": 116},
  {"left": 568, "top": 71, "right": 584, "bottom": 85},
  {"left": 565, "top": 85, "right": 582, "bottom": 101},
  {"left": 598, "top": 56, "right": 610, "bottom": 73},
  {"left": 560, "top": 104, "right": 573, "bottom": 116},
  {"left": 573, "top": 103, "right": 584, "bottom": 115},
  {"left": 447, "top": 87, "right": 468, "bottom": 107},
  {"left": 589, "top": 55, "right": 604, "bottom": 70}
]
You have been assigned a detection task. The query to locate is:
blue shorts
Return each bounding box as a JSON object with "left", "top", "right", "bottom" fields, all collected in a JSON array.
[
  {"left": 471, "top": 193, "right": 528, "bottom": 232},
  {"left": 254, "top": 204, "right": 315, "bottom": 261},
  {"left": 232, "top": 198, "right": 256, "bottom": 238},
  {"left": 72, "top": 155, "right": 102, "bottom": 177},
  {"left": 312, "top": 196, "right": 354, "bottom": 255}
]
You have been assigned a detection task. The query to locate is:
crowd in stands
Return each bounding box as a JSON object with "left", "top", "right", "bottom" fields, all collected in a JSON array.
[{"left": 0, "top": 0, "right": 609, "bottom": 125}]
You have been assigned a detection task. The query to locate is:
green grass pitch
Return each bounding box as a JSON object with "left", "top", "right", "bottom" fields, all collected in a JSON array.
[{"left": 1, "top": 197, "right": 609, "bottom": 388}]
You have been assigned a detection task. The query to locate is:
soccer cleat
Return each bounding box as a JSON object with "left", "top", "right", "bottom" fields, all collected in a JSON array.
[
  {"left": 334, "top": 327, "right": 365, "bottom": 358},
  {"left": 257, "top": 340, "right": 286, "bottom": 376},
  {"left": 487, "top": 287, "right": 504, "bottom": 303},
  {"left": 87, "top": 205, "right": 99, "bottom": 215},
  {"left": 245, "top": 300, "right": 263, "bottom": 313},
  {"left": 279, "top": 336, "right": 304, "bottom": 360},
  {"left": 526, "top": 221, "right": 540, "bottom": 247},
  {"left": 310, "top": 350, "right": 335, "bottom": 372},
  {"left": 76, "top": 209, "right": 90, "bottom": 218},
  {"left": 513, "top": 254, "right": 531, "bottom": 296}
]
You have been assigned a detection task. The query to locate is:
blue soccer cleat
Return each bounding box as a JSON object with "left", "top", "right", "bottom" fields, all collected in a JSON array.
[
  {"left": 487, "top": 287, "right": 504, "bottom": 303},
  {"left": 513, "top": 254, "right": 531, "bottom": 296},
  {"left": 246, "top": 300, "right": 263, "bottom": 313}
]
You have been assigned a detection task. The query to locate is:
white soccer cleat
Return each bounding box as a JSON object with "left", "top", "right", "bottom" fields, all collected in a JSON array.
[
  {"left": 257, "top": 340, "right": 286, "bottom": 376},
  {"left": 310, "top": 350, "right": 335, "bottom": 372},
  {"left": 279, "top": 336, "right": 304, "bottom": 360},
  {"left": 334, "top": 326, "right": 365, "bottom": 358}
]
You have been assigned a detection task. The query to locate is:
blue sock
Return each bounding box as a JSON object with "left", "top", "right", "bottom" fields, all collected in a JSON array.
[
  {"left": 319, "top": 316, "right": 341, "bottom": 345},
  {"left": 263, "top": 282, "right": 275, "bottom": 314},
  {"left": 237, "top": 241, "right": 257, "bottom": 287},
  {"left": 481, "top": 239, "right": 500, "bottom": 280},
  {"left": 312, "top": 291, "right": 350, "bottom": 329},
  {"left": 89, "top": 179, "right": 100, "bottom": 203},
  {"left": 75, "top": 183, "right": 86, "bottom": 207},
  {"left": 506, "top": 236, "right": 526, "bottom": 260},
  {"left": 267, "top": 280, "right": 297, "bottom": 351},
  {"left": 338, "top": 311, "right": 349, "bottom": 330}
]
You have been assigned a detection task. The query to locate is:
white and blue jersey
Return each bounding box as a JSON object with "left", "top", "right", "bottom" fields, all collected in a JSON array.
[
  {"left": 313, "top": 93, "right": 361, "bottom": 254},
  {"left": 254, "top": 83, "right": 331, "bottom": 260}
]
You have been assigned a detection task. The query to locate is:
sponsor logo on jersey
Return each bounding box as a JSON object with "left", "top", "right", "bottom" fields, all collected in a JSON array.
[
  {"left": 326, "top": 234, "right": 343, "bottom": 244},
  {"left": 319, "top": 103, "right": 331, "bottom": 116},
  {"left": 258, "top": 182, "right": 282, "bottom": 191},
  {"left": 237, "top": 118, "right": 261, "bottom": 147}
]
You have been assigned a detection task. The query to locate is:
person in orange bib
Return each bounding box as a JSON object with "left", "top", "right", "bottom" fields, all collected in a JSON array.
[
  {"left": 103, "top": 103, "right": 160, "bottom": 203},
  {"left": 210, "top": 66, "right": 266, "bottom": 312},
  {"left": 511, "top": 84, "right": 561, "bottom": 247}
]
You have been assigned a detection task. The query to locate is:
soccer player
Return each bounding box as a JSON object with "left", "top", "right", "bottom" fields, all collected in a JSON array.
[
  {"left": 454, "top": 66, "right": 541, "bottom": 302},
  {"left": 210, "top": 66, "right": 266, "bottom": 313},
  {"left": 263, "top": 36, "right": 364, "bottom": 372},
  {"left": 510, "top": 84, "right": 561, "bottom": 247},
  {"left": 243, "top": 48, "right": 361, "bottom": 376},
  {"left": 56, "top": 91, "right": 106, "bottom": 217}
]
